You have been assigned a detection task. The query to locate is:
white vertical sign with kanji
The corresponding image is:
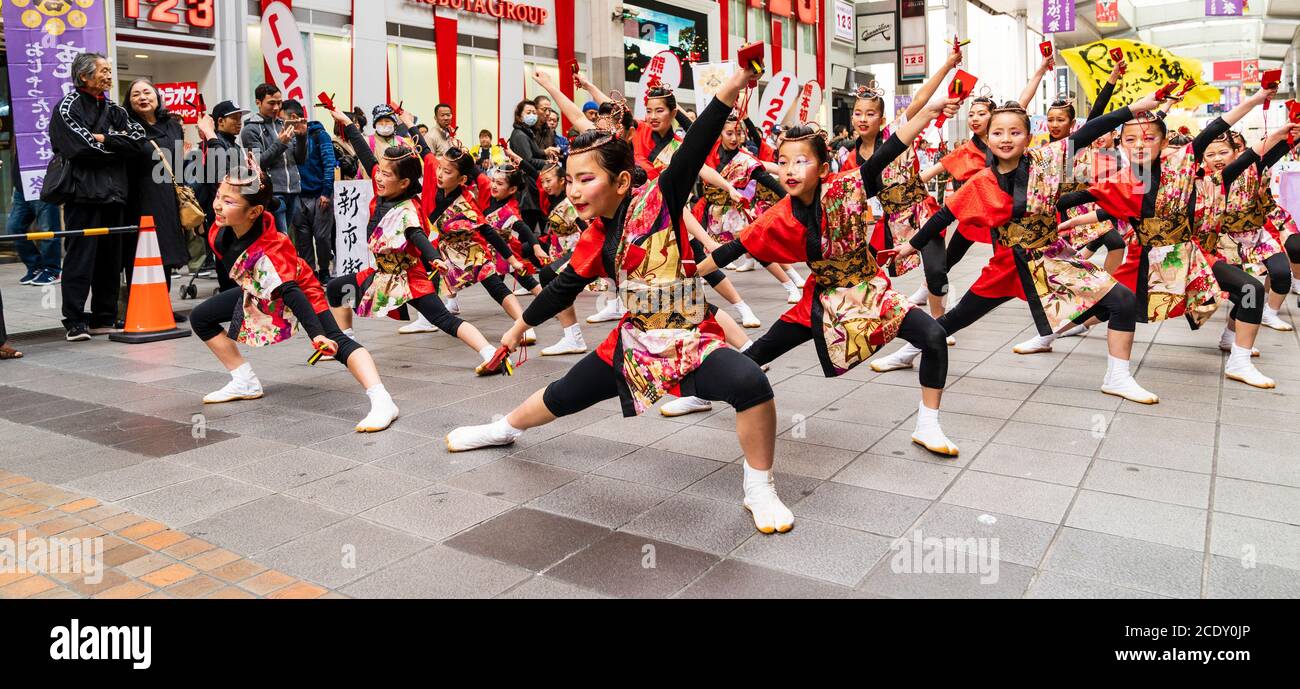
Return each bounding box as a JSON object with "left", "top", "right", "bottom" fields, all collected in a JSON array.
[
  {"left": 634, "top": 50, "right": 683, "bottom": 120},
  {"left": 333, "top": 180, "right": 375, "bottom": 276}
]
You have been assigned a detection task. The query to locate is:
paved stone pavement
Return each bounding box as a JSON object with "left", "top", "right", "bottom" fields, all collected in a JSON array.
[{"left": 1, "top": 247, "right": 1299, "bottom": 599}]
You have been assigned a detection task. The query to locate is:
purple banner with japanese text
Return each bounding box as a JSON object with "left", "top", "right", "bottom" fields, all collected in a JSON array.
[
  {"left": 3, "top": 0, "right": 111, "bottom": 201},
  {"left": 1206, "top": 0, "right": 1244, "bottom": 16},
  {"left": 1042, "top": 0, "right": 1075, "bottom": 34}
]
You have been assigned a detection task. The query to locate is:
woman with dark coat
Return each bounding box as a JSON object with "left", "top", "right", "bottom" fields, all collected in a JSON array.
[
  {"left": 508, "top": 99, "right": 549, "bottom": 221},
  {"left": 124, "top": 78, "right": 190, "bottom": 290}
]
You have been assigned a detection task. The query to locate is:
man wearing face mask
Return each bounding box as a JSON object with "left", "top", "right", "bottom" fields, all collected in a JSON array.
[{"left": 369, "top": 104, "right": 400, "bottom": 158}]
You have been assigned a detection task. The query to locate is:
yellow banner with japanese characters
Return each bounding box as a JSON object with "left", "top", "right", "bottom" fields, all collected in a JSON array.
[{"left": 1060, "top": 39, "right": 1222, "bottom": 112}]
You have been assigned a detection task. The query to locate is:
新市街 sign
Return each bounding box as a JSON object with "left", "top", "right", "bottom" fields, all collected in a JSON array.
[
  {"left": 1059, "top": 38, "right": 1222, "bottom": 112},
  {"left": 406, "top": 0, "right": 549, "bottom": 25}
]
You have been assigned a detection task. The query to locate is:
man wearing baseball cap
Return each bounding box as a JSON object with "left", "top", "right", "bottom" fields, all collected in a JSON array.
[{"left": 192, "top": 99, "right": 251, "bottom": 287}]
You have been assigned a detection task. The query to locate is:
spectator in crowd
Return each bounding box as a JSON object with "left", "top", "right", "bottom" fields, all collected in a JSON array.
[
  {"left": 531, "top": 95, "right": 559, "bottom": 156},
  {"left": 331, "top": 107, "right": 367, "bottom": 180},
  {"left": 428, "top": 103, "right": 455, "bottom": 155},
  {"left": 414, "top": 123, "right": 430, "bottom": 141},
  {"left": 545, "top": 109, "right": 570, "bottom": 158},
  {"left": 509, "top": 98, "right": 549, "bottom": 224},
  {"left": 368, "top": 104, "right": 400, "bottom": 157},
  {"left": 281, "top": 99, "right": 337, "bottom": 282},
  {"left": 242, "top": 83, "right": 306, "bottom": 235},
  {"left": 123, "top": 78, "right": 190, "bottom": 301},
  {"left": 195, "top": 100, "right": 248, "bottom": 287},
  {"left": 6, "top": 156, "right": 62, "bottom": 287},
  {"left": 51, "top": 52, "right": 146, "bottom": 342},
  {"left": 470, "top": 129, "right": 505, "bottom": 167}
]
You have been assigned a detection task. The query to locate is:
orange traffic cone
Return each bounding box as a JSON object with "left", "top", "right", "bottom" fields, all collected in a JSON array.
[{"left": 110, "top": 216, "right": 191, "bottom": 344}]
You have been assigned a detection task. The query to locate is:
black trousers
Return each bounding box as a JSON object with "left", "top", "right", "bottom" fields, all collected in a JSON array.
[
  {"left": 745, "top": 309, "right": 949, "bottom": 389},
  {"left": 945, "top": 230, "right": 977, "bottom": 271},
  {"left": 61, "top": 203, "right": 126, "bottom": 329},
  {"left": 0, "top": 287, "right": 7, "bottom": 347},
  {"left": 918, "top": 234, "right": 949, "bottom": 297},
  {"left": 1285, "top": 234, "right": 1300, "bottom": 264},
  {"left": 542, "top": 347, "right": 774, "bottom": 417},
  {"left": 292, "top": 196, "right": 335, "bottom": 279},
  {"left": 191, "top": 287, "right": 362, "bottom": 365},
  {"left": 326, "top": 273, "right": 466, "bottom": 336}
]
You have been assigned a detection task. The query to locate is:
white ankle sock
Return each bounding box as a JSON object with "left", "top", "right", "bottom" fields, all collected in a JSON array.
[
  {"left": 565, "top": 324, "right": 583, "bottom": 339},
  {"left": 365, "top": 384, "right": 392, "bottom": 404},
  {"left": 343, "top": 328, "right": 355, "bottom": 338},
  {"left": 742, "top": 460, "right": 771, "bottom": 491},
  {"left": 479, "top": 345, "right": 496, "bottom": 361},
  {"left": 1220, "top": 327, "right": 1235, "bottom": 347},
  {"left": 740, "top": 340, "right": 753, "bottom": 353},
  {"left": 491, "top": 416, "right": 523, "bottom": 439},
  {"left": 1105, "top": 355, "right": 1130, "bottom": 385},
  {"left": 231, "top": 363, "right": 255, "bottom": 381},
  {"left": 916, "top": 402, "right": 939, "bottom": 425},
  {"left": 1229, "top": 343, "right": 1253, "bottom": 366}
]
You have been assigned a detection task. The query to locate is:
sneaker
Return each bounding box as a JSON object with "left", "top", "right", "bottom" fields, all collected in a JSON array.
[
  {"left": 907, "top": 286, "right": 929, "bottom": 306},
  {"left": 733, "top": 257, "right": 757, "bottom": 272},
  {"left": 355, "top": 400, "right": 400, "bottom": 433},
  {"left": 512, "top": 286, "right": 532, "bottom": 296},
  {"left": 660, "top": 396, "right": 713, "bottom": 417},
  {"left": 587, "top": 299, "right": 626, "bottom": 323},
  {"left": 870, "top": 344, "right": 920, "bottom": 373},
  {"left": 203, "top": 376, "right": 264, "bottom": 404},
  {"left": 1012, "top": 334, "right": 1055, "bottom": 355},
  {"left": 196, "top": 269, "right": 217, "bottom": 279},
  {"left": 743, "top": 476, "right": 795, "bottom": 534},
  {"left": 88, "top": 323, "right": 122, "bottom": 336},
  {"left": 1261, "top": 307, "right": 1294, "bottom": 332},
  {"left": 1058, "top": 323, "right": 1089, "bottom": 338},
  {"left": 1100, "top": 375, "right": 1160, "bottom": 404},
  {"left": 65, "top": 324, "right": 91, "bottom": 342},
  {"left": 912, "top": 424, "right": 959, "bottom": 457},
  {"left": 1224, "top": 359, "right": 1276, "bottom": 389},
  {"left": 785, "top": 285, "right": 802, "bottom": 304},
  {"left": 541, "top": 333, "right": 587, "bottom": 356},
  {"left": 30, "top": 269, "right": 60, "bottom": 286},
  {"left": 18, "top": 268, "right": 40, "bottom": 285},
  {"left": 398, "top": 314, "right": 439, "bottom": 334},
  {"left": 446, "top": 421, "right": 522, "bottom": 452}
]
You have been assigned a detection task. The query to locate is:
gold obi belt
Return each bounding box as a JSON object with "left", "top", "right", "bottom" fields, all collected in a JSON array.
[
  {"left": 375, "top": 252, "right": 418, "bottom": 274},
  {"left": 878, "top": 175, "right": 928, "bottom": 214},
  {"left": 702, "top": 185, "right": 733, "bottom": 206},
  {"left": 621, "top": 276, "right": 709, "bottom": 330},
  {"left": 998, "top": 214, "right": 1058, "bottom": 251},
  {"left": 1135, "top": 215, "right": 1192, "bottom": 247},
  {"left": 1220, "top": 208, "right": 1267, "bottom": 235},
  {"left": 810, "top": 250, "right": 881, "bottom": 290}
]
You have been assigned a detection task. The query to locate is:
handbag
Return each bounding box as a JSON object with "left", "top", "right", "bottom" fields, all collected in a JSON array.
[
  {"left": 151, "top": 140, "right": 206, "bottom": 233},
  {"left": 39, "top": 154, "right": 75, "bottom": 204}
]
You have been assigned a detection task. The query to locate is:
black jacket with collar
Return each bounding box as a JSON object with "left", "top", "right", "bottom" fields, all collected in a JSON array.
[{"left": 49, "top": 90, "right": 147, "bottom": 205}]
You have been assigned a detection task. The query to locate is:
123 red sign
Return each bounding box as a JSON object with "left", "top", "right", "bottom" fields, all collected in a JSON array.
[{"left": 124, "top": 0, "right": 215, "bottom": 29}]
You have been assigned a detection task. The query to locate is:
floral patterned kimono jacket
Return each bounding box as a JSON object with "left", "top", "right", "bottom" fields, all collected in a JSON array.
[
  {"left": 1199, "top": 146, "right": 1288, "bottom": 278},
  {"left": 207, "top": 213, "right": 329, "bottom": 347},
  {"left": 840, "top": 126, "right": 941, "bottom": 277},
  {"left": 692, "top": 144, "right": 783, "bottom": 244},
  {"left": 934, "top": 138, "right": 1129, "bottom": 336},
  {"left": 1108, "top": 128, "right": 1231, "bottom": 328},
  {"left": 352, "top": 196, "right": 434, "bottom": 318},
  {"left": 424, "top": 185, "right": 500, "bottom": 291},
  {"left": 1262, "top": 184, "right": 1298, "bottom": 247}
]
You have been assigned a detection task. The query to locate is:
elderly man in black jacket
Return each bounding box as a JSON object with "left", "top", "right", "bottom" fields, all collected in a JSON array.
[{"left": 51, "top": 52, "right": 146, "bottom": 342}]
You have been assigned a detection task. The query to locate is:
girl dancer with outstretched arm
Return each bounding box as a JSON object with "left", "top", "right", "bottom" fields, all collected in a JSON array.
[
  {"left": 446, "top": 63, "right": 799, "bottom": 535},
  {"left": 192, "top": 163, "right": 400, "bottom": 432},
  {"left": 874, "top": 91, "right": 1167, "bottom": 405},
  {"left": 665, "top": 97, "right": 965, "bottom": 456}
]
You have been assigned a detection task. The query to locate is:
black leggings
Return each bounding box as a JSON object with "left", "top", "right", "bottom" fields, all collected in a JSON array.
[
  {"left": 745, "top": 309, "right": 949, "bottom": 389},
  {"left": 1263, "top": 252, "right": 1292, "bottom": 296},
  {"left": 918, "top": 234, "right": 949, "bottom": 297},
  {"left": 690, "top": 238, "right": 726, "bottom": 289},
  {"left": 542, "top": 347, "right": 773, "bottom": 417},
  {"left": 938, "top": 283, "right": 1137, "bottom": 336},
  {"left": 1212, "top": 261, "right": 1267, "bottom": 324},
  {"left": 480, "top": 274, "right": 514, "bottom": 304},
  {"left": 191, "top": 287, "right": 363, "bottom": 365},
  {"left": 1286, "top": 234, "right": 1300, "bottom": 264},
  {"left": 1085, "top": 228, "right": 1125, "bottom": 253},
  {"left": 326, "top": 273, "right": 466, "bottom": 336},
  {"left": 513, "top": 271, "right": 540, "bottom": 291},
  {"left": 945, "top": 230, "right": 977, "bottom": 271}
]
